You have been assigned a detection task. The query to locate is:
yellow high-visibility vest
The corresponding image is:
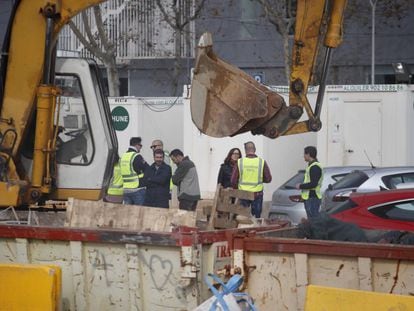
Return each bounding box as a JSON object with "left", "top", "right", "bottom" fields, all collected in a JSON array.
[
  {"left": 301, "top": 161, "right": 323, "bottom": 200},
  {"left": 107, "top": 162, "right": 123, "bottom": 196},
  {"left": 238, "top": 157, "right": 264, "bottom": 192},
  {"left": 120, "top": 152, "right": 143, "bottom": 189}
]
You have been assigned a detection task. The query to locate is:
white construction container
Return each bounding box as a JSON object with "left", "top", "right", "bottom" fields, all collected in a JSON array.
[
  {"left": 318, "top": 84, "right": 414, "bottom": 167},
  {"left": 108, "top": 97, "right": 184, "bottom": 162},
  {"left": 107, "top": 84, "right": 414, "bottom": 201},
  {"left": 108, "top": 92, "right": 316, "bottom": 202}
]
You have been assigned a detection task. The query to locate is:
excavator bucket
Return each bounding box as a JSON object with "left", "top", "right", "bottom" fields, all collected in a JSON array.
[{"left": 190, "top": 33, "right": 290, "bottom": 138}]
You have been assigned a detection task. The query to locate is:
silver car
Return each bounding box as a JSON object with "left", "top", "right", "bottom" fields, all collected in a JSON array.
[
  {"left": 322, "top": 166, "right": 414, "bottom": 212},
  {"left": 269, "top": 166, "right": 370, "bottom": 224}
]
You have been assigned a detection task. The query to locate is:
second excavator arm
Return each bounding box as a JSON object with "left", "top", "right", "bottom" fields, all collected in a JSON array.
[{"left": 190, "top": 0, "right": 347, "bottom": 139}]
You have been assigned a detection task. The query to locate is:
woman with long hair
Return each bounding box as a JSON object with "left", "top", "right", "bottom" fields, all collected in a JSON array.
[{"left": 217, "top": 147, "right": 242, "bottom": 188}]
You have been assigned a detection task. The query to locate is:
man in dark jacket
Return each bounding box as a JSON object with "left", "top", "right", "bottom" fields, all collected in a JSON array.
[
  {"left": 170, "top": 149, "right": 201, "bottom": 211},
  {"left": 144, "top": 149, "right": 172, "bottom": 208}
]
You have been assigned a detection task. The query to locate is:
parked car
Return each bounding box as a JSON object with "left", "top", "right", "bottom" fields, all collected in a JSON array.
[
  {"left": 269, "top": 166, "right": 370, "bottom": 224},
  {"left": 328, "top": 189, "right": 414, "bottom": 231},
  {"left": 322, "top": 167, "right": 414, "bottom": 212}
]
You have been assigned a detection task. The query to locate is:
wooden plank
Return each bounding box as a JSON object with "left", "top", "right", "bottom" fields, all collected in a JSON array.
[
  {"left": 235, "top": 215, "right": 253, "bottom": 224},
  {"left": 207, "top": 185, "right": 222, "bottom": 230},
  {"left": 196, "top": 199, "right": 213, "bottom": 221},
  {"left": 216, "top": 203, "right": 251, "bottom": 217},
  {"left": 214, "top": 217, "right": 238, "bottom": 229},
  {"left": 65, "top": 197, "right": 74, "bottom": 226},
  {"left": 203, "top": 205, "right": 212, "bottom": 217},
  {"left": 65, "top": 198, "right": 196, "bottom": 231}
]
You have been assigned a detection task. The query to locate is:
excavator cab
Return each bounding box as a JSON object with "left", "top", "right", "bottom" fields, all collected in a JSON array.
[{"left": 190, "top": 0, "right": 347, "bottom": 139}]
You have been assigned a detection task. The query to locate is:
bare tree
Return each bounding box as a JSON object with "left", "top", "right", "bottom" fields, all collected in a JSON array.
[
  {"left": 255, "top": 0, "right": 296, "bottom": 84},
  {"left": 67, "top": 1, "right": 206, "bottom": 97},
  {"left": 256, "top": 0, "right": 414, "bottom": 85},
  {"left": 155, "top": 0, "right": 207, "bottom": 95},
  {"left": 346, "top": 0, "right": 414, "bottom": 27},
  {"left": 68, "top": 6, "right": 120, "bottom": 96}
]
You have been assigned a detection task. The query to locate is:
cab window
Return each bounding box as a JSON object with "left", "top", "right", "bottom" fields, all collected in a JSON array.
[{"left": 55, "top": 75, "right": 93, "bottom": 165}]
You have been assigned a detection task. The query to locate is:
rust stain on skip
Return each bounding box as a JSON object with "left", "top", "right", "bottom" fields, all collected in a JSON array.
[
  {"left": 389, "top": 260, "right": 401, "bottom": 294},
  {"left": 336, "top": 264, "right": 344, "bottom": 277}
]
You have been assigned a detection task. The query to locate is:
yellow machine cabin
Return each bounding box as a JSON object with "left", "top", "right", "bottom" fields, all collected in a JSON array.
[{"left": 0, "top": 0, "right": 117, "bottom": 207}]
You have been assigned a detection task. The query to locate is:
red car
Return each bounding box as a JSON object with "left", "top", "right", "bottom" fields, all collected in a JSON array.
[{"left": 328, "top": 189, "right": 414, "bottom": 231}]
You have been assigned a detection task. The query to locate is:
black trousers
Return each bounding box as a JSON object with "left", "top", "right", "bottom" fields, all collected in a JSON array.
[{"left": 179, "top": 199, "right": 198, "bottom": 211}]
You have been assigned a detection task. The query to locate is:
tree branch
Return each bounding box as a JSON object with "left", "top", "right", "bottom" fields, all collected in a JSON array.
[
  {"left": 93, "top": 6, "right": 114, "bottom": 55},
  {"left": 68, "top": 20, "right": 106, "bottom": 61},
  {"left": 81, "top": 11, "right": 97, "bottom": 46},
  {"left": 156, "top": 0, "right": 177, "bottom": 29}
]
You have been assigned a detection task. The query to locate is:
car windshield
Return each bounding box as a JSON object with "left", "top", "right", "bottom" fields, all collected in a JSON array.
[
  {"left": 331, "top": 170, "right": 369, "bottom": 190},
  {"left": 282, "top": 171, "right": 305, "bottom": 189}
]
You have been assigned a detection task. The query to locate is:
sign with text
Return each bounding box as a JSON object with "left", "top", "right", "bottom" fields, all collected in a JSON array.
[
  {"left": 212, "top": 241, "right": 232, "bottom": 273},
  {"left": 111, "top": 106, "right": 129, "bottom": 131}
]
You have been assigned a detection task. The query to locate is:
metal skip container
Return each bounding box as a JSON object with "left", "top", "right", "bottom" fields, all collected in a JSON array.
[{"left": 1, "top": 219, "right": 414, "bottom": 310}]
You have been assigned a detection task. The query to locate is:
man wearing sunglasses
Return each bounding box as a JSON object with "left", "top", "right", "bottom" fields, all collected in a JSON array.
[
  {"left": 150, "top": 139, "right": 170, "bottom": 164},
  {"left": 150, "top": 139, "right": 175, "bottom": 189}
]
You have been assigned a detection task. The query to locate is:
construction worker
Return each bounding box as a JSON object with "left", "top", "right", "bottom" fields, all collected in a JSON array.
[
  {"left": 120, "top": 137, "right": 149, "bottom": 205},
  {"left": 231, "top": 141, "right": 272, "bottom": 218},
  {"left": 104, "top": 154, "right": 123, "bottom": 203},
  {"left": 296, "top": 146, "right": 323, "bottom": 219},
  {"left": 170, "top": 149, "right": 200, "bottom": 211}
]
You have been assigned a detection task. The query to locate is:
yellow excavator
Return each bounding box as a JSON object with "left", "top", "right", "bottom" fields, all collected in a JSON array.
[
  {"left": 191, "top": 0, "right": 347, "bottom": 139},
  {"left": 0, "top": 0, "right": 346, "bottom": 207},
  {"left": 0, "top": 0, "right": 119, "bottom": 207}
]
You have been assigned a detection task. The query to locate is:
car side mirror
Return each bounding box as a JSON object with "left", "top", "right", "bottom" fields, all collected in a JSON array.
[{"left": 328, "top": 184, "right": 333, "bottom": 191}]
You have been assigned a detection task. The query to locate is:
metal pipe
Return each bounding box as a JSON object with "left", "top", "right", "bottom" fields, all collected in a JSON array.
[
  {"left": 314, "top": 47, "right": 333, "bottom": 118},
  {"left": 370, "top": 0, "right": 377, "bottom": 85},
  {"left": 42, "top": 17, "right": 54, "bottom": 84}
]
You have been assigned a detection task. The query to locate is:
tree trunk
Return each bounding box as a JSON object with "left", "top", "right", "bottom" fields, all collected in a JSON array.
[
  {"left": 282, "top": 33, "right": 291, "bottom": 84},
  {"left": 171, "top": 30, "right": 182, "bottom": 96},
  {"left": 105, "top": 57, "right": 120, "bottom": 97},
  {"left": 172, "top": 57, "right": 181, "bottom": 96}
]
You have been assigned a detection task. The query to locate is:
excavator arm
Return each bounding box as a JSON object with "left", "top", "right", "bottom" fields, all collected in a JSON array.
[
  {"left": 0, "top": 0, "right": 112, "bottom": 206},
  {"left": 190, "top": 0, "right": 347, "bottom": 139}
]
